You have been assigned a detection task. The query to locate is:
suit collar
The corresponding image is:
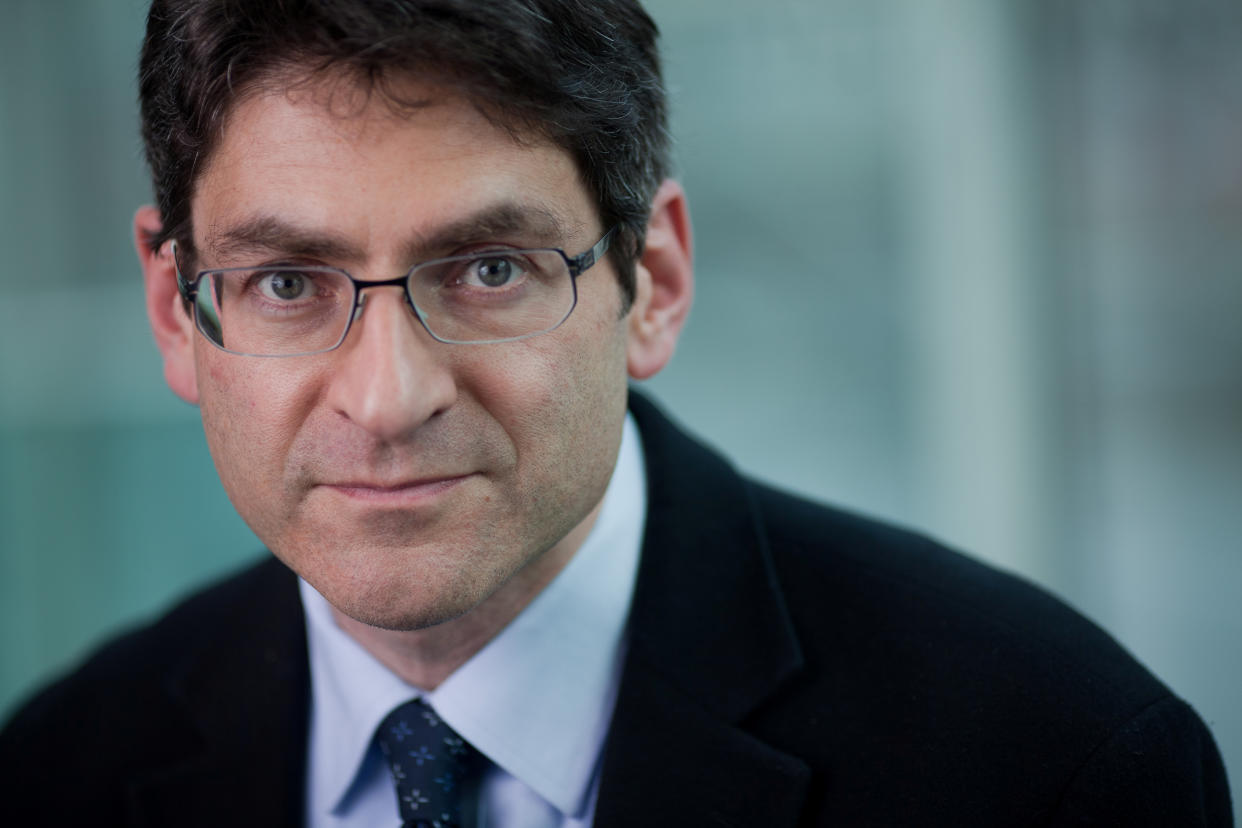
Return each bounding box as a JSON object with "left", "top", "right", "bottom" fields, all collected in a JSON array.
[
  {"left": 594, "top": 392, "right": 808, "bottom": 826},
  {"left": 128, "top": 559, "right": 309, "bottom": 828}
]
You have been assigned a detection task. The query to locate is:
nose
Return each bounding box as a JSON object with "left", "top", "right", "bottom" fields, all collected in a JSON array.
[{"left": 325, "top": 287, "right": 457, "bottom": 441}]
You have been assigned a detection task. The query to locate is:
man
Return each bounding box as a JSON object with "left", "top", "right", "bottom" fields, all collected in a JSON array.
[{"left": 0, "top": 0, "right": 1231, "bottom": 825}]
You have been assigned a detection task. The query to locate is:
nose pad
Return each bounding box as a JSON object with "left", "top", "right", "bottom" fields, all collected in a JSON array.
[{"left": 352, "top": 287, "right": 424, "bottom": 330}]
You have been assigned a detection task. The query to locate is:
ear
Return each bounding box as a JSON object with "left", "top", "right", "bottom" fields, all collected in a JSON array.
[
  {"left": 627, "top": 179, "right": 694, "bottom": 380},
  {"left": 135, "top": 205, "right": 200, "bottom": 404}
]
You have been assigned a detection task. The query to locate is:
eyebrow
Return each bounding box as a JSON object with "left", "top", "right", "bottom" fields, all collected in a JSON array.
[{"left": 201, "top": 202, "right": 577, "bottom": 267}]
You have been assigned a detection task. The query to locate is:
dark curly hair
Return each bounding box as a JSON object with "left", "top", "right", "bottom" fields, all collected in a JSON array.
[{"left": 138, "top": 0, "right": 670, "bottom": 305}]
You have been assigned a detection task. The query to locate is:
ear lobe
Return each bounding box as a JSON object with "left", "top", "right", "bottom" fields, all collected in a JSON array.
[
  {"left": 627, "top": 179, "right": 694, "bottom": 380},
  {"left": 135, "top": 205, "right": 200, "bottom": 405}
]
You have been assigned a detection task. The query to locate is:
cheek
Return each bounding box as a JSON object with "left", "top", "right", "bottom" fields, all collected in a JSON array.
[
  {"left": 454, "top": 347, "right": 563, "bottom": 454},
  {"left": 491, "top": 316, "right": 629, "bottom": 469},
  {"left": 480, "top": 321, "right": 621, "bottom": 415},
  {"left": 196, "top": 350, "right": 319, "bottom": 488},
  {"left": 205, "top": 357, "right": 231, "bottom": 393}
]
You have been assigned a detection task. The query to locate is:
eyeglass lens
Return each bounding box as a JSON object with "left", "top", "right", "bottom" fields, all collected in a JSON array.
[{"left": 193, "top": 249, "right": 579, "bottom": 355}]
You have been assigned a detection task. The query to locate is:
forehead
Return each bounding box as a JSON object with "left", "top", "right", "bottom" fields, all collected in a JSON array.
[{"left": 191, "top": 74, "right": 593, "bottom": 262}]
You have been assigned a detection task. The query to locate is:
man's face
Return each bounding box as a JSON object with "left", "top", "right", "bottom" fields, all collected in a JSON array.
[{"left": 175, "top": 76, "right": 635, "bottom": 631}]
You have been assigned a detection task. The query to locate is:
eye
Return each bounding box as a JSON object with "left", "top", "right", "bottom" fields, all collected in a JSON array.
[
  {"left": 462, "top": 255, "right": 526, "bottom": 288},
  {"left": 257, "top": 270, "right": 315, "bottom": 302}
]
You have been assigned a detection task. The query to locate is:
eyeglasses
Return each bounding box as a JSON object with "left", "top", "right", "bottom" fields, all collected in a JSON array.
[{"left": 174, "top": 228, "right": 615, "bottom": 356}]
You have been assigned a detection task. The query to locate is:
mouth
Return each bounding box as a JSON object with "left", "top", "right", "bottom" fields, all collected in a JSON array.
[{"left": 319, "top": 474, "right": 473, "bottom": 505}]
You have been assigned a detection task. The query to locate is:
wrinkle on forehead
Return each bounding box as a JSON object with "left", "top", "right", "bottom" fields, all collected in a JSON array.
[
  {"left": 185, "top": 67, "right": 579, "bottom": 266},
  {"left": 201, "top": 201, "right": 581, "bottom": 268},
  {"left": 193, "top": 72, "right": 591, "bottom": 271}
]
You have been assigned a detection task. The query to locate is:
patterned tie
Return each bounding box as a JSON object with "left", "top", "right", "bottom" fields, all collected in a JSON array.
[{"left": 377, "top": 699, "right": 483, "bottom": 828}]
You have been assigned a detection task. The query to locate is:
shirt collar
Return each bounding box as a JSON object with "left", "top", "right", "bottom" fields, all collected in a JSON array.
[{"left": 301, "top": 413, "right": 646, "bottom": 819}]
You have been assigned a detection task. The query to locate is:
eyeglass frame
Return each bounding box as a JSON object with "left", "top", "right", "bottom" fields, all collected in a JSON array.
[{"left": 171, "top": 226, "right": 617, "bottom": 356}]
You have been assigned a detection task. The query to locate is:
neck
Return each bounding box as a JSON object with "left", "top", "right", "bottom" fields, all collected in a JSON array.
[{"left": 328, "top": 499, "right": 603, "bottom": 690}]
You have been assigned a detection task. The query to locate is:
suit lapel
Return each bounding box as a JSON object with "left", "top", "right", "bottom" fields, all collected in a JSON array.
[
  {"left": 127, "top": 559, "right": 310, "bottom": 828},
  {"left": 595, "top": 662, "right": 810, "bottom": 827},
  {"left": 594, "top": 393, "right": 809, "bottom": 827}
]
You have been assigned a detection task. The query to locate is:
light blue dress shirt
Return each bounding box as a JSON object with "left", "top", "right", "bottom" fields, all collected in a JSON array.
[{"left": 301, "top": 414, "right": 646, "bottom": 828}]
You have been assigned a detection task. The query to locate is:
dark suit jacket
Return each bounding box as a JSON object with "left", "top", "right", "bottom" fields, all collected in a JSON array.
[{"left": 1, "top": 393, "right": 1232, "bottom": 826}]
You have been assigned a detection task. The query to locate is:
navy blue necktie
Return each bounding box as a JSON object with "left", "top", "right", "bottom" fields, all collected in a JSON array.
[{"left": 377, "top": 699, "right": 483, "bottom": 828}]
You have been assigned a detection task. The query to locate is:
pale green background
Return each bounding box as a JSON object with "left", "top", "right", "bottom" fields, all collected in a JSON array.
[{"left": 2, "top": 0, "right": 1239, "bottom": 804}]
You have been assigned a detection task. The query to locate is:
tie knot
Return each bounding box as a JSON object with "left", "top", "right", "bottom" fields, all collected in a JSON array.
[{"left": 377, "top": 699, "right": 482, "bottom": 828}]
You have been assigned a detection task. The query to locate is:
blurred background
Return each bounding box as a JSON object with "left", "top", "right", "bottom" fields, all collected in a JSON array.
[{"left": 2, "top": 0, "right": 1239, "bottom": 803}]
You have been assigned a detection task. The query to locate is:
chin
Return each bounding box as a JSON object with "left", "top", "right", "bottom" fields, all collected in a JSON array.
[
  {"left": 310, "top": 552, "right": 499, "bottom": 632},
  {"left": 327, "top": 574, "right": 471, "bottom": 630},
  {"left": 345, "top": 598, "right": 476, "bottom": 633}
]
